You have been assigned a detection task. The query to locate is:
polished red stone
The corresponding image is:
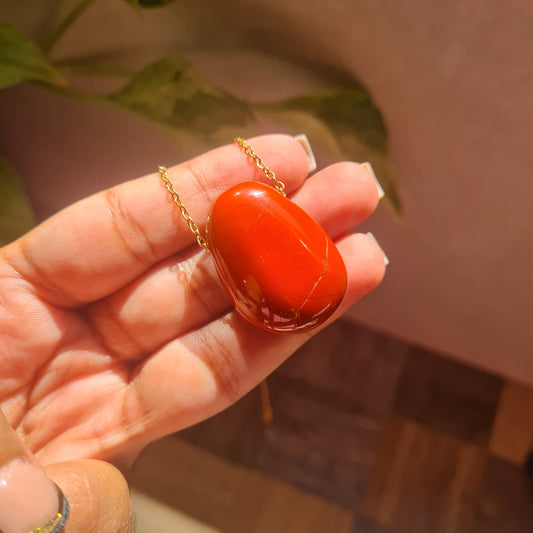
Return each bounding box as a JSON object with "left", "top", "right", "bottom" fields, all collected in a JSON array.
[{"left": 207, "top": 182, "right": 347, "bottom": 333}]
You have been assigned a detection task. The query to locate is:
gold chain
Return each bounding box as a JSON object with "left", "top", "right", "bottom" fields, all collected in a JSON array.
[
  {"left": 158, "top": 165, "right": 209, "bottom": 251},
  {"left": 158, "top": 138, "right": 286, "bottom": 250},
  {"left": 233, "top": 138, "right": 286, "bottom": 196}
]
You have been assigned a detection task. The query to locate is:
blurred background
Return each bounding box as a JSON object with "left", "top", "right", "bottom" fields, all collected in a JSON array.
[{"left": 1, "top": 0, "right": 532, "bottom": 531}]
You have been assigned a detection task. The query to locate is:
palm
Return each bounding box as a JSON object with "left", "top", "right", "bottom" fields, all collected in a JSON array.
[{"left": 0, "top": 136, "right": 384, "bottom": 469}]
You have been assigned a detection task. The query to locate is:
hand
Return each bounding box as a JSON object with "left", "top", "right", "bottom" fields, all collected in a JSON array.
[{"left": 0, "top": 134, "right": 386, "bottom": 532}]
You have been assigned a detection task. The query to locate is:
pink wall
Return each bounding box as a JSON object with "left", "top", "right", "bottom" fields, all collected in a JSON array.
[{"left": 2, "top": 1, "right": 532, "bottom": 382}]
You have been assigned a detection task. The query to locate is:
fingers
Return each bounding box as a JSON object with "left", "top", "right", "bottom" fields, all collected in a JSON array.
[
  {"left": 127, "top": 231, "right": 386, "bottom": 441},
  {"left": 45, "top": 459, "right": 133, "bottom": 533},
  {"left": 0, "top": 410, "right": 132, "bottom": 533},
  {"left": 0, "top": 409, "right": 70, "bottom": 533},
  {"left": 86, "top": 246, "right": 223, "bottom": 359},
  {"left": 86, "top": 161, "right": 383, "bottom": 359},
  {"left": 290, "top": 161, "right": 381, "bottom": 240},
  {"left": 2, "top": 135, "right": 310, "bottom": 308}
]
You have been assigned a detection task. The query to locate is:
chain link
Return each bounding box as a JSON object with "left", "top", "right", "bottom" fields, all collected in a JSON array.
[
  {"left": 233, "top": 137, "right": 286, "bottom": 196},
  {"left": 158, "top": 138, "right": 285, "bottom": 251},
  {"left": 158, "top": 165, "right": 209, "bottom": 251}
]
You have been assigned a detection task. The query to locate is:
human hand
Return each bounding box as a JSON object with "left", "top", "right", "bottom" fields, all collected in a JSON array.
[{"left": 0, "top": 134, "right": 386, "bottom": 532}]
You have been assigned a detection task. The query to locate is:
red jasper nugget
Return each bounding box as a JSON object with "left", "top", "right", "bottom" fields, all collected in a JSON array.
[{"left": 207, "top": 181, "right": 347, "bottom": 333}]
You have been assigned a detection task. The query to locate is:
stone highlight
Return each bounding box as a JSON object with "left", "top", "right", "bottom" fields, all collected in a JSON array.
[{"left": 207, "top": 182, "right": 347, "bottom": 332}]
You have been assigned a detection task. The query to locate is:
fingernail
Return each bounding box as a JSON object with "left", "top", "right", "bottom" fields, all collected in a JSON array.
[
  {"left": 294, "top": 134, "right": 317, "bottom": 173},
  {"left": 0, "top": 457, "right": 69, "bottom": 533},
  {"left": 361, "top": 162, "right": 385, "bottom": 200},
  {"left": 366, "top": 232, "right": 389, "bottom": 266}
]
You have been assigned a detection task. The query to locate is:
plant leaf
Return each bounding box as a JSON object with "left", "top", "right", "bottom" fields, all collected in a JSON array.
[
  {"left": 108, "top": 56, "right": 254, "bottom": 140},
  {"left": 259, "top": 88, "right": 401, "bottom": 215},
  {"left": 0, "top": 158, "right": 34, "bottom": 246},
  {"left": 0, "top": 24, "right": 66, "bottom": 89},
  {"left": 121, "top": 0, "right": 177, "bottom": 8}
]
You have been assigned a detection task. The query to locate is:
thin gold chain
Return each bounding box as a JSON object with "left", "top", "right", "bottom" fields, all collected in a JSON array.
[
  {"left": 158, "top": 138, "right": 286, "bottom": 250},
  {"left": 158, "top": 165, "right": 209, "bottom": 251},
  {"left": 233, "top": 137, "right": 286, "bottom": 196}
]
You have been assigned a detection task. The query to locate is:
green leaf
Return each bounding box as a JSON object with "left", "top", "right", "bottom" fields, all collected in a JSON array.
[
  {"left": 259, "top": 88, "right": 401, "bottom": 215},
  {"left": 121, "top": 0, "right": 176, "bottom": 8},
  {"left": 0, "top": 158, "right": 34, "bottom": 246},
  {"left": 0, "top": 24, "right": 66, "bottom": 89},
  {"left": 108, "top": 56, "right": 254, "bottom": 139}
]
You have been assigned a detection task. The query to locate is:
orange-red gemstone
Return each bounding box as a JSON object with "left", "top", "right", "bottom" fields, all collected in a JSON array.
[{"left": 207, "top": 182, "right": 347, "bottom": 333}]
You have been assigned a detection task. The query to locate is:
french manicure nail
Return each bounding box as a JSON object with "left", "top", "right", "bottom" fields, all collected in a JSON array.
[
  {"left": 0, "top": 457, "right": 69, "bottom": 533},
  {"left": 294, "top": 134, "right": 317, "bottom": 173},
  {"left": 365, "top": 232, "right": 389, "bottom": 266},
  {"left": 361, "top": 162, "right": 385, "bottom": 200}
]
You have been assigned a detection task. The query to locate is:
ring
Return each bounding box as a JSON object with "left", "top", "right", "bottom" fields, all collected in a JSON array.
[{"left": 29, "top": 485, "right": 70, "bottom": 533}]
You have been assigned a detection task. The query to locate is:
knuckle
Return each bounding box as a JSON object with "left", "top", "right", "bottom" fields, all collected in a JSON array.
[
  {"left": 180, "top": 159, "right": 215, "bottom": 208},
  {"left": 197, "top": 326, "right": 242, "bottom": 404},
  {"left": 172, "top": 253, "right": 228, "bottom": 318},
  {"left": 103, "top": 189, "right": 157, "bottom": 267}
]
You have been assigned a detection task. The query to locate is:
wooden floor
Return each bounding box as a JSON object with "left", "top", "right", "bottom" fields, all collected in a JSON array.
[{"left": 130, "top": 320, "right": 533, "bottom": 532}]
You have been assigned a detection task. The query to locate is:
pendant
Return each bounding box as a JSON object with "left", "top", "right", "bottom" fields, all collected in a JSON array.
[
  {"left": 207, "top": 181, "right": 347, "bottom": 333},
  {"left": 158, "top": 138, "right": 348, "bottom": 334}
]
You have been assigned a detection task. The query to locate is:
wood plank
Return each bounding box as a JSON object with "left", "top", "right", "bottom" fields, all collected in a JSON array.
[
  {"left": 393, "top": 347, "right": 502, "bottom": 446},
  {"left": 254, "top": 372, "right": 383, "bottom": 508},
  {"left": 130, "top": 437, "right": 352, "bottom": 533},
  {"left": 456, "top": 455, "right": 533, "bottom": 533},
  {"left": 277, "top": 321, "right": 408, "bottom": 419},
  {"left": 351, "top": 515, "right": 394, "bottom": 532},
  {"left": 236, "top": 470, "right": 353, "bottom": 533},
  {"left": 361, "top": 416, "right": 533, "bottom": 532},
  {"left": 181, "top": 320, "right": 403, "bottom": 508},
  {"left": 360, "top": 417, "right": 486, "bottom": 533},
  {"left": 489, "top": 381, "right": 533, "bottom": 464},
  {"left": 179, "top": 386, "right": 264, "bottom": 469}
]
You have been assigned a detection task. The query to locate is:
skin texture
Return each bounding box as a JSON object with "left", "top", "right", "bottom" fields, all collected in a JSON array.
[{"left": 0, "top": 135, "right": 385, "bottom": 531}]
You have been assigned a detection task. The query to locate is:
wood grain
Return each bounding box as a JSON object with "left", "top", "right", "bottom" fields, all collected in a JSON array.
[
  {"left": 181, "top": 320, "right": 406, "bottom": 507},
  {"left": 277, "top": 321, "right": 408, "bottom": 419},
  {"left": 489, "top": 381, "right": 533, "bottom": 464},
  {"left": 360, "top": 416, "right": 533, "bottom": 532},
  {"left": 130, "top": 437, "right": 352, "bottom": 533},
  {"left": 135, "top": 320, "right": 533, "bottom": 532},
  {"left": 393, "top": 347, "right": 502, "bottom": 445},
  {"left": 255, "top": 372, "right": 383, "bottom": 508},
  {"left": 361, "top": 417, "right": 486, "bottom": 532}
]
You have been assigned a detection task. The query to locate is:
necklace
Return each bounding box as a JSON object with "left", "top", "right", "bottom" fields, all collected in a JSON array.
[{"left": 158, "top": 138, "right": 347, "bottom": 333}]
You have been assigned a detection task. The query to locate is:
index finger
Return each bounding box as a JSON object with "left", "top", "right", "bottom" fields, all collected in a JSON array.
[{"left": 1, "top": 135, "right": 311, "bottom": 307}]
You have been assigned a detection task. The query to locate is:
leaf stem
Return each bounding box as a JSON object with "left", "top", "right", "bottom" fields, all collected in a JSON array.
[
  {"left": 31, "top": 80, "right": 112, "bottom": 108},
  {"left": 42, "top": 0, "right": 98, "bottom": 55}
]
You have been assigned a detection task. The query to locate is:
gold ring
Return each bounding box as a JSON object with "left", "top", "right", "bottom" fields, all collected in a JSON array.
[{"left": 29, "top": 485, "right": 70, "bottom": 533}]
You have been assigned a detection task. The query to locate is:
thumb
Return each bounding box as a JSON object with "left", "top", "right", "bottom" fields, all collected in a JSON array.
[
  {"left": 0, "top": 410, "right": 133, "bottom": 533},
  {"left": 0, "top": 409, "right": 69, "bottom": 533},
  {"left": 45, "top": 459, "right": 133, "bottom": 533}
]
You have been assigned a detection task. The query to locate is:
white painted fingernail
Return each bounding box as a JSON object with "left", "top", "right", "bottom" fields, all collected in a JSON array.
[
  {"left": 0, "top": 457, "right": 69, "bottom": 533},
  {"left": 362, "top": 162, "right": 385, "bottom": 200},
  {"left": 366, "top": 232, "right": 389, "bottom": 266},
  {"left": 294, "top": 134, "right": 317, "bottom": 173}
]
